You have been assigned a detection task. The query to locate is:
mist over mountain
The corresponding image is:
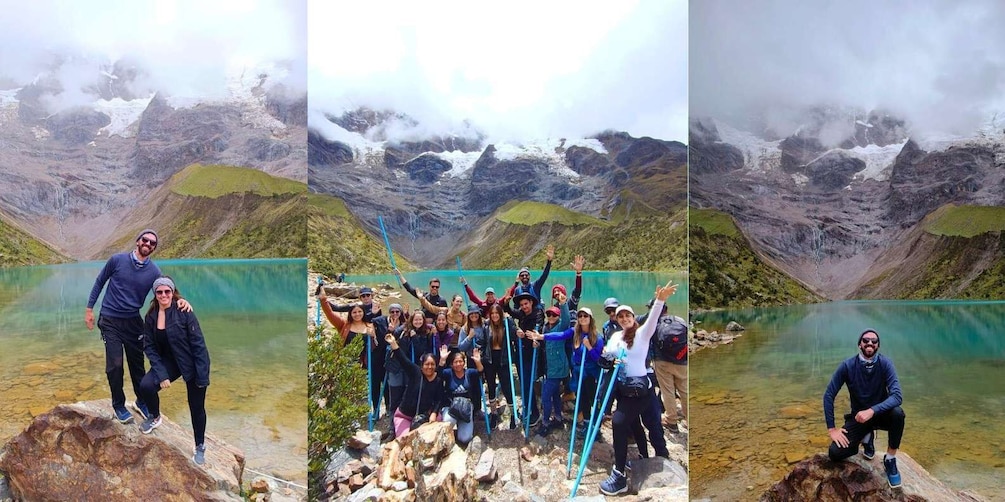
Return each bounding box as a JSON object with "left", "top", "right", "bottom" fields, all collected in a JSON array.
[
  {"left": 690, "top": 109, "right": 1005, "bottom": 300},
  {"left": 309, "top": 107, "right": 686, "bottom": 269},
  {"left": 0, "top": 59, "right": 306, "bottom": 259}
]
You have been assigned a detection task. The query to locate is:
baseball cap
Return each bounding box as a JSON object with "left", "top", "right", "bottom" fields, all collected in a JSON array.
[
  {"left": 614, "top": 305, "right": 635, "bottom": 317},
  {"left": 603, "top": 297, "right": 619, "bottom": 309}
]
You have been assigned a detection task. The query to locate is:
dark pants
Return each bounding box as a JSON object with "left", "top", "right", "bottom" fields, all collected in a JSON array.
[
  {"left": 575, "top": 374, "right": 598, "bottom": 424},
  {"left": 829, "top": 406, "right": 906, "bottom": 461},
  {"left": 486, "top": 351, "right": 516, "bottom": 412},
  {"left": 139, "top": 370, "right": 208, "bottom": 446},
  {"left": 517, "top": 349, "right": 540, "bottom": 422},
  {"left": 370, "top": 362, "right": 386, "bottom": 419},
  {"left": 612, "top": 388, "right": 669, "bottom": 472},
  {"left": 98, "top": 315, "right": 147, "bottom": 410}
]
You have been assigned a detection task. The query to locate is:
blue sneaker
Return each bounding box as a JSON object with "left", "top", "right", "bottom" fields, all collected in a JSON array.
[
  {"left": 599, "top": 467, "right": 628, "bottom": 495},
  {"left": 140, "top": 415, "right": 162, "bottom": 434},
  {"left": 113, "top": 406, "right": 134, "bottom": 424},
  {"left": 862, "top": 432, "right": 875, "bottom": 460},
  {"left": 131, "top": 401, "right": 150, "bottom": 421},
  {"left": 883, "top": 455, "right": 902, "bottom": 488},
  {"left": 194, "top": 444, "right": 207, "bottom": 465}
]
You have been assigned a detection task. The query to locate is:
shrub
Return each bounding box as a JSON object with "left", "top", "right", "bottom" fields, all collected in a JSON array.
[{"left": 307, "top": 326, "right": 369, "bottom": 495}]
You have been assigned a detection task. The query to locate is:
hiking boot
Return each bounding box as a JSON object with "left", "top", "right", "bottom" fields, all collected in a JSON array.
[
  {"left": 131, "top": 401, "right": 150, "bottom": 421},
  {"left": 575, "top": 421, "right": 588, "bottom": 437},
  {"left": 862, "top": 432, "right": 875, "bottom": 460},
  {"left": 113, "top": 406, "right": 134, "bottom": 424},
  {"left": 599, "top": 467, "right": 628, "bottom": 496},
  {"left": 140, "top": 415, "right": 162, "bottom": 434},
  {"left": 194, "top": 444, "right": 207, "bottom": 465},
  {"left": 535, "top": 421, "right": 552, "bottom": 437},
  {"left": 529, "top": 415, "right": 541, "bottom": 427},
  {"left": 883, "top": 455, "right": 902, "bottom": 488}
]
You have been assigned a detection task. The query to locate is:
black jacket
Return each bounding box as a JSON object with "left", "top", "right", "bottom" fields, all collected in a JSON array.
[{"left": 143, "top": 302, "right": 211, "bottom": 387}]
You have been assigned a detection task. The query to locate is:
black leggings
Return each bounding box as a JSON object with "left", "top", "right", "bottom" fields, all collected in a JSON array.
[
  {"left": 829, "top": 406, "right": 906, "bottom": 461},
  {"left": 139, "top": 371, "right": 208, "bottom": 446},
  {"left": 486, "top": 350, "right": 517, "bottom": 411},
  {"left": 612, "top": 388, "right": 668, "bottom": 472}
]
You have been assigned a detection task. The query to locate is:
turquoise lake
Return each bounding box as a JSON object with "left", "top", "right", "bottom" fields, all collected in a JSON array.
[
  {"left": 690, "top": 301, "right": 1005, "bottom": 501},
  {"left": 0, "top": 259, "right": 307, "bottom": 485}
]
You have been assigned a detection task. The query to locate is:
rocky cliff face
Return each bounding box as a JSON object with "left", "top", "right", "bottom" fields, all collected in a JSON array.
[
  {"left": 0, "top": 64, "right": 306, "bottom": 259},
  {"left": 309, "top": 109, "right": 686, "bottom": 267},
  {"left": 689, "top": 112, "right": 1005, "bottom": 299}
]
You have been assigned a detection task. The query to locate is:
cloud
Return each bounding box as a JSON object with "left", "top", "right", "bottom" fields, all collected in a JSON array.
[
  {"left": 308, "top": 0, "right": 688, "bottom": 143},
  {"left": 690, "top": 0, "right": 1005, "bottom": 139},
  {"left": 0, "top": 0, "right": 305, "bottom": 111}
]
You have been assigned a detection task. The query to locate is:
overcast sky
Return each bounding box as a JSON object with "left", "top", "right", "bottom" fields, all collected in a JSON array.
[
  {"left": 691, "top": 0, "right": 1005, "bottom": 139},
  {"left": 0, "top": 0, "right": 305, "bottom": 110},
  {"left": 309, "top": 0, "right": 688, "bottom": 143}
]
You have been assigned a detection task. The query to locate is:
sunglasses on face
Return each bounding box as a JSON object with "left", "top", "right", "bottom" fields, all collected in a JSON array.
[
  {"left": 360, "top": 294, "right": 372, "bottom": 298},
  {"left": 577, "top": 313, "right": 591, "bottom": 318},
  {"left": 430, "top": 285, "right": 440, "bottom": 288},
  {"left": 155, "top": 289, "right": 172, "bottom": 296},
  {"left": 545, "top": 313, "right": 558, "bottom": 317},
  {"left": 519, "top": 274, "right": 529, "bottom": 278},
  {"left": 860, "top": 338, "right": 879, "bottom": 345},
  {"left": 390, "top": 309, "right": 401, "bottom": 314},
  {"left": 605, "top": 309, "right": 616, "bottom": 314},
  {"left": 140, "top": 237, "right": 157, "bottom": 246}
]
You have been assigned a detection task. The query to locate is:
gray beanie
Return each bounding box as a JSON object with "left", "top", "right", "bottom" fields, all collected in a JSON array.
[
  {"left": 152, "top": 276, "right": 175, "bottom": 292},
  {"left": 136, "top": 228, "right": 159, "bottom": 243}
]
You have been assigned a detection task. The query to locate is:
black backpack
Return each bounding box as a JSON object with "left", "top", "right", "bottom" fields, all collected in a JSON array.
[{"left": 654, "top": 315, "right": 688, "bottom": 362}]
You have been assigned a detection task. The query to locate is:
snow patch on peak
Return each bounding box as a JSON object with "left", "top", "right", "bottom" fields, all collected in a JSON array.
[
  {"left": 440, "top": 150, "right": 483, "bottom": 178},
  {"left": 93, "top": 96, "right": 152, "bottom": 138},
  {"left": 0, "top": 88, "right": 20, "bottom": 107},
  {"left": 311, "top": 112, "right": 386, "bottom": 169},
  {"left": 717, "top": 122, "right": 782, "bottom": 175},
  {"left": 849, "top": 141, "right": 907, "bottom": 182},
  {"left": 490, "top": 138, "right": 593, "bottom": 179}
]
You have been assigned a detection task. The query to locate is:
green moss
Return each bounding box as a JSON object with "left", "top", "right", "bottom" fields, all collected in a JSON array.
[
  {"left": 307, "top": 193, "right": 414, "bottom": 276},
  {"left": 689, "top": 207, "right": 741, "bottom": 238},
  {"left": 873, "top": 232, "right": 1005, "bottom": 300},
  {"left": 922, "top": 204, "right": 1005, "bottom": 238},
  {"left": 688, "top": 218, "right": 823, "bottom": 310},
  {"left": 450, "top": 205, "right": 687, "bottom": 272},
  {"left": 170, "top": 164, "right": 306, "bottom": 198},
  {"left": 0, "top": 216, "right": 69, "bottom": 267},
  {"left": 496, "top": 200, "right": 607, "bottom": 227}
]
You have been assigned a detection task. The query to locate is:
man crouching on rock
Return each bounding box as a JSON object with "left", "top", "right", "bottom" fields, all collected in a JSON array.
[{"left": 822, "top": 329, "right": 905, "bottom": 488}]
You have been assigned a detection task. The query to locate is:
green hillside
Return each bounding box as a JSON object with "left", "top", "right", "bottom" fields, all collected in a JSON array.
[
  {"left": 100, "top": 165, "right": 306, "bottom": 259},
  {"left": 171, "top": 164, "right": 305, "bottom": 198},
  {"left": 0, "top": 216, "right": 69, "bottom": 267},
  {"left": 689, "top": 207, "right": 822, "bottom": 309},
  {"left": 448, "top": 200, "right": 686, "bottom": 272},
  {"left": 922, "top": 204, "right": 1005, "bottom": 238},
  {"left": 307, "top": 192, "right": 415, "bottom": 276}
]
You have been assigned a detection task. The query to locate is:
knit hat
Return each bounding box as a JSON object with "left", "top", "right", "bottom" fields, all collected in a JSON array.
[
  {"left": 152, "top": 276, "right": 175, "bottom": 292},
  {"left": 551, "top": 284, "right": 567, "bottom": 297},
  {"left": 388, "top": 303, "right": 403, "bottom": 312},
  {"left": 519, "top": 267, "right": 530, "bottom": 275},
  {"left": 136, "top": 228, "right": 158, "bottom": 243}
]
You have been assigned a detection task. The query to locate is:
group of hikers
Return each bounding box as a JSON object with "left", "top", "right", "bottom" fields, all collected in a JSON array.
[{"left": 319, "top": 245, "right": 688, "bottom": 496}]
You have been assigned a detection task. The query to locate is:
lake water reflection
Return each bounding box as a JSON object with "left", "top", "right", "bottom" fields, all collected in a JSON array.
[
  {"left": 691, "top": 300, "right": 1005, "bottom": 500},
  {"left": 0, "top": 259, "right": 307, "bottom": 485}
]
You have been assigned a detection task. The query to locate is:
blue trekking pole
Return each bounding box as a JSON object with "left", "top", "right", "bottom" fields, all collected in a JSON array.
[
  {"left": 571, "top": 349, "right": 625, "bottom": 498},
  {"left": 314, "top": 276, "right": 322, "bottom": 328},
  {"left": 567, "top": 339, "right": 589, "bottom": 477},
  {"left": 479, "top": 370, "right": 491, "bottom": 438},
  {"left": 455, "top": 256, "right": 471, "bottom": 309},
  {"left": 378, "top": 216, "right": 398, "bottom": 270},
  {"left": 504, "top": 320, "right": 518, "bottom": 429},
  {"left": 517, "top": 336, "right": 525, "bottom": 433},
  {"left": 524, "top": 340, "right": 539, "bottom": 439},
  {"left": 367, "top": 334, "right": 375, "bottom": 431}
]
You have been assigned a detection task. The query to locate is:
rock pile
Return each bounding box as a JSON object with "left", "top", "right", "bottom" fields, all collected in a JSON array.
[{"left": 690, "top": 328, "right": 742, "bottom": 353}]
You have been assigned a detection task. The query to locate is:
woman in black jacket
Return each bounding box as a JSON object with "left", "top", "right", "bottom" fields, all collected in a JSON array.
[
  {"left": 137, "top": 276, "right": 212, "bottom": 466},
  {"left": 387, "top": 331, "right": 444, "bottom": 437}
]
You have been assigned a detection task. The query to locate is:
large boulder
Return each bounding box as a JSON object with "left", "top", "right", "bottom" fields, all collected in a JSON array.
[
  {"left": 0, "top": 400, "right": 245, "bottom": 501},
  {"left": 761, "top": 453, "right": 987, "bottom": 502}
]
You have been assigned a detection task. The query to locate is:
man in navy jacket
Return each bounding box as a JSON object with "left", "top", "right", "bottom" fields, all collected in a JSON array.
[{"left": 822, "top": 329, "right": 905, "bottom": 488}]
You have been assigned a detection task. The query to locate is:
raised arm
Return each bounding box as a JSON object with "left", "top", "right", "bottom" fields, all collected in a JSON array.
[
  {"left": 636, "top": 281, "right": 677, "bottom": 346},
  {"left": 393, "top": 268, "right": 419, "bottom": 298},
  {"left": 463, "top": 280, "right": 484, "bottom": 305},
  {"left": 319, "top": 291, "right": 349, "bottom": 343},
  {"left": 532, "top": 245, "right": 555, "bottom": 295}
]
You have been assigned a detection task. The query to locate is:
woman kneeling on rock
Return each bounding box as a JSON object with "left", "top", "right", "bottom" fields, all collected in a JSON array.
[
  {"left": 137, "top": 276, "right": 211, "bottom": 466},
  {"left": 386, "top": 332, "right": 444, "bottom": 437}
]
